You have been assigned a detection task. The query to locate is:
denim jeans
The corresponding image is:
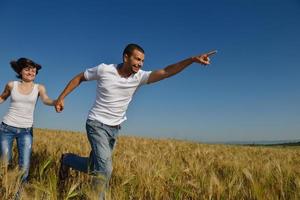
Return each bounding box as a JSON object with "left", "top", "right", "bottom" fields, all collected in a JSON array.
[
  {"left": 0, "top": 122, "right": 33, "bottom": 183},
  {"left": 63, "top": 119, "right": 120, "bottom": 199}
]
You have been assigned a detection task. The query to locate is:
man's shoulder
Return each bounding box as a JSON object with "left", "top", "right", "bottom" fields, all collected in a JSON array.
[
  {"left": 136, "top": 69, "right": 152, "bottom": 77},
  {"left": 86, "top": 63, "right": 116, "bottom": 69},
  {"left": 94, "top": 63, "right": 117, "bottom": 71}
]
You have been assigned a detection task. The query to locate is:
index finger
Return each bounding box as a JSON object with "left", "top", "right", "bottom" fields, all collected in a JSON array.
[{"left": 206, "top": 50, "right": 217, "bottom": 57}]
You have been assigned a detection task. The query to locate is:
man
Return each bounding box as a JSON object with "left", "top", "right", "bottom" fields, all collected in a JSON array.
[{"left": 55, "top": 43, "right": 216, "bottom": 199}]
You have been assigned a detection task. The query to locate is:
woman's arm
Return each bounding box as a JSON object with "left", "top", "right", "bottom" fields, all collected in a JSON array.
[
  {"left": 0, "top": 82, "right": 13, "bottom": 104},
  {"left": 38, "top": 84, "right": 56, "bottom": 106}
]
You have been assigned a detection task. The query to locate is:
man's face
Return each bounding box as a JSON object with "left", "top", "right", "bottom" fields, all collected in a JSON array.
[{"left": 124, "top": 49, "right": 145, "bottom": 73}]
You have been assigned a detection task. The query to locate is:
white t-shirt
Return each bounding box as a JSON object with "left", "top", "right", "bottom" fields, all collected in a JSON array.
[{"left": 84, "top": 63, "right": 151, "bottom": 126}]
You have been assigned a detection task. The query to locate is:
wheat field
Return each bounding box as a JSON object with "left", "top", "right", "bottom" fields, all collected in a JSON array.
[{"left": 0, "top": 128, "right": 299, "bottom": 200}]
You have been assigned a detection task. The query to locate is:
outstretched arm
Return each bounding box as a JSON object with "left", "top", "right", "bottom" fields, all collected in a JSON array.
[
  {"left": 55, "top": 72, "right": 87, "bottom": 112},
  {"left": 38, "top": 85, "right": 56, "bottom": 106},
  {"left": 0, "top": 82, "right": 13, "bottom": 104},
  {"left": 147, "top": 50, "right": 217, "bottom": 84}
]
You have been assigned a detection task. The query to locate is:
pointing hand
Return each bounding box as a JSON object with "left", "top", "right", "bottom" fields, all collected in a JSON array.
[{"left": 192, "top": 50, "right": 217, "bottom": 66}]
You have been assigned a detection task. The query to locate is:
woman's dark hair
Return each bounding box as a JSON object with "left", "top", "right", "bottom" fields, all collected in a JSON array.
[
  {"left": 10, "top": 58, "right": 41, "bottom": 79},
  {"left": 123, "top": 43, "right": 144, "bottom": 58}
]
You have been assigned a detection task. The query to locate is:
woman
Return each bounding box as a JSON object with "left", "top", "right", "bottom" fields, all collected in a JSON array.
[{"left": 0, "top": 57, "right": 56, "bottom": 183}]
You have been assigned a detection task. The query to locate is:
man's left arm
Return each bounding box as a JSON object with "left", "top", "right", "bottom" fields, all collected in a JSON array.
[{"left": 147, "top": 50, "right": 216, "bottom": 84}]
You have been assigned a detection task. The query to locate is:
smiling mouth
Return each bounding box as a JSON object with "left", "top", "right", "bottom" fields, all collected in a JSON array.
[
  {"left": 25, "top": 75, "right": 35, "bottom": 78},
  {"left": 132, "top": 65, "right": 140, "bottom": 72}
]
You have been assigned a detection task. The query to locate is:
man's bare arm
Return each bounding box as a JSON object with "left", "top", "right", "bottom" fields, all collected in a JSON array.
[
  {"left": 55, "top": 72, "right": 87, "bottom": 112},
  {"left": 147, "top": 50, "right": 217, "bottom": 84}
]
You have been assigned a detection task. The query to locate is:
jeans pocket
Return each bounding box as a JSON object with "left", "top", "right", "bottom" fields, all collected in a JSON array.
[
  {"left": 0, "top": 123, "right": 9, "bottom": 133},
  {"left": 110, "top": 127, "right": 120, "bottom": 139},
  {"left": 25, "top": 128, "right": 33, "bottom": 136},
  {"left": 86, "top": 119, "right": 102, "bottom": 129}
]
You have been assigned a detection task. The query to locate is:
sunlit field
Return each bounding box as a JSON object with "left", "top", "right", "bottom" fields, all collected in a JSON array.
[{"left": 0, "top": 129, "right": 299, "bottom": 200}]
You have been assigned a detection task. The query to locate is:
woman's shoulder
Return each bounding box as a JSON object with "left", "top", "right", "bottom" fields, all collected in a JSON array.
[
  {"left": 37, "top": 83, "right": 45, "bottom": 90},
  {"left": 6, "top": 81, "right": 15, "bottom": 90}
]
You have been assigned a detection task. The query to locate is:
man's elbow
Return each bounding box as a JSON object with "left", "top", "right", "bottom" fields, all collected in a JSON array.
[{"left": 77, "top": 72, "right": 87, "bottom": 83}]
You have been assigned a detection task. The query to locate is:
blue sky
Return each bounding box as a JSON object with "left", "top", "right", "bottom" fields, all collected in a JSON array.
[{"left": 0, "top": 0, "right": 299, "bottom": 142}]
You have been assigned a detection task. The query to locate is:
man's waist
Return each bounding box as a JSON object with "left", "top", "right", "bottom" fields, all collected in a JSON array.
[
  {"left": 86, "top": 118, "right": 121, "bottom": 130},
  {"left": 87, "top": 113, "right": 126, "bottom": 127}
]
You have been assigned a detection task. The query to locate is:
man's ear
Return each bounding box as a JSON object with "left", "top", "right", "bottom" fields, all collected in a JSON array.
[{"left": 123, "top": 54, "right": 129, "bottom": 63}]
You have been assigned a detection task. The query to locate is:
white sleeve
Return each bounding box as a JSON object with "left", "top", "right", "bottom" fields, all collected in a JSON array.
[
  {"left": 139, "top": 70, "right": 152, "bottom": 85},
  {"left": 84, "top": 64, "right": 103, "bottom": 81}
]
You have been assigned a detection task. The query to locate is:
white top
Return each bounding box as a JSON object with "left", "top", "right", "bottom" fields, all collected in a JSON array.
[
  {"left": 84, "top": 63, "right": 151, "bottom": 126},
  {"left": 3, "top": 81, "right": 39, "bottom": 128}
]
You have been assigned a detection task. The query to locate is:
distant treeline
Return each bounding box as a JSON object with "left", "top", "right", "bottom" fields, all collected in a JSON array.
[
  {"left": 265, "top": 142, "right": 300, "bottom": 147},
  {"left": 246, "top": 141, "right": 300, "bottom": 147}
]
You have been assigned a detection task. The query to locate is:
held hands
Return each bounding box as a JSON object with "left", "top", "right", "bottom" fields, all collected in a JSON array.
[
  {"left": 192, "top": 50, "right": 217, "bottom": 66},
  {"left": 55, "top": 98, "right": 64, "bottom": 112}
]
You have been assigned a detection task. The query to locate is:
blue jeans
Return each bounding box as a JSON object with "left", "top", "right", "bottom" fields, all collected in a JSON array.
[
  {"left": 63, "top": 119, "right": 120, "bottom": 199},
  {"left": 0, "top": 122, "right": 33, "bottom": 183}
]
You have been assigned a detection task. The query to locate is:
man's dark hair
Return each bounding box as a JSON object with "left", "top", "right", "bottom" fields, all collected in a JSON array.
[{"left": 123, "top": 43, "right": 144, "bottom": 58}]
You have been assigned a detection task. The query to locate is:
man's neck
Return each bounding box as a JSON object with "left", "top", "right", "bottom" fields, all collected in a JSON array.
[{"left": 117, "top": 63, "right": 133, "bottom": 78}]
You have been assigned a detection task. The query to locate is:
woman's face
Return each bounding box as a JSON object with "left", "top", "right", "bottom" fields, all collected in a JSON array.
[{"left": 20, "top": 66, "right": 37, "bottom": 82}]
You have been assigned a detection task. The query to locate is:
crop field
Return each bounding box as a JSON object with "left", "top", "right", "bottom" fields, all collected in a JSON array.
[{"left": 0, "top": 129, "right": 299, "bottom": 200}]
